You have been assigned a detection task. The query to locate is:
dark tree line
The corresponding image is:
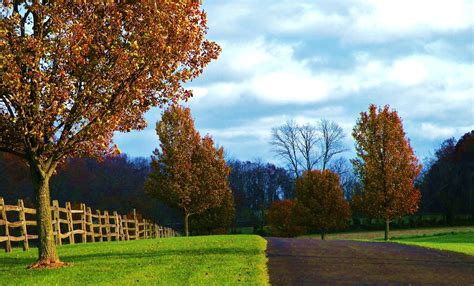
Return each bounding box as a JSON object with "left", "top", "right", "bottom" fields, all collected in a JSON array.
[
  {"left": 419, "top": 131, "right": 474, "bottom": 224},
  {"left": 0, "top": 154, "right": 180, "bottom": 226},
  {"left": 227, "top": 160, "right": 294, "bottom": 231},
  {"left": 0, "top": 154, "right": 294, "bottom": 232}
]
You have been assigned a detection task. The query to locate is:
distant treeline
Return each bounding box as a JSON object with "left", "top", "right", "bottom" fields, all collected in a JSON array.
[{"left": 0, "top": 131, "right": 472, "bottom": 233}]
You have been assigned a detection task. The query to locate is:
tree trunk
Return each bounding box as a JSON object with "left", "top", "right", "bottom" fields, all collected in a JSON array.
[
  {"left": 384, "top": 219, "right": 390, "bottom": 241},
  {"left": 29, "top": 165, "right": 63, "bottom": 268},
  {"left": 321, "top": 232, "right": 326, "bottom": 240},
  {"left": 184, "top": 213, "right": 190, "bottom": 237}
]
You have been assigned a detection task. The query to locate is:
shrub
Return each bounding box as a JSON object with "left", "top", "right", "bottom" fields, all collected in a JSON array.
[{"left": 267, "top": 199, "right": 305, "bottom": 237}]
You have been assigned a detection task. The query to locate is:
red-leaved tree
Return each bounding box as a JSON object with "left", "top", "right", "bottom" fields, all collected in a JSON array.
[
  {"left": 352, "top": 104, "right": 421, "bottom": 240},
  {"left": 295, "top": 170, "right": 351, "bottom": 240},
  {"left": 144, "top": 106, "right": 231, "bottom": 236},
  {"left": 267, "top": 199, "right": 306, "bottom": 237},
  {"left": 0, "top": 1, "right": 220, "bottom": 267}
]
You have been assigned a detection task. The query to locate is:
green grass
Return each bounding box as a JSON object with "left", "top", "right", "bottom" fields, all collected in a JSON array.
[
  {"left": 0, "top": 235, "right": 269, "bottom": 285},
  {"left": 300, "top": 226, "right": 474, "bottom": 240},
  {"left": 391, "top": 231, "right": 474, "bottom": 256}
]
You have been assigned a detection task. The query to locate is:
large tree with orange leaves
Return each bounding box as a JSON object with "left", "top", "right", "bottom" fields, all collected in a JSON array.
[
  {"left": 0, "top": 1, "right": 220, "bottom": 267},
  {"left": 145, "top": 106, "right": 231, "bottom": 237},
  {"left": 295, "top": 170, "right": 350, "bottom": 240},
  {"left": 352, "top": 104, "right": 421, "bottom": 240}
]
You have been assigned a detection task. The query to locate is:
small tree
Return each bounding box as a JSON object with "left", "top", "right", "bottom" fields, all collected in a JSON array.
[
  {"left": 0, "top": 1, "right": 219, "bottom": 267},
  {"left": 352, "top": 104, "right": 421, "bottom": 240},
  {"left": 267, "top": 199, "right": 305, "bottom": 237},
  {"left": 144, "top": 106, "right": 231, "bottom": 236},
  {"left": 295, "top": 170, "right": 350, "bottom": 240}
]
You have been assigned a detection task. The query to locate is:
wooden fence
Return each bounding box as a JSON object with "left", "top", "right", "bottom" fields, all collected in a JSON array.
[{"left": 0, "top": 197, "right": 178, "bottom": 252}]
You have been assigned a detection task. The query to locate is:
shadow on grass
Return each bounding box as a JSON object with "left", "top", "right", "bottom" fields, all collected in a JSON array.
[
  {"left": 0, "top": 246, "right": 262, "bottom": 268},
  {"left": 60, "top": 247, "right": 262, "bottom": 262}
]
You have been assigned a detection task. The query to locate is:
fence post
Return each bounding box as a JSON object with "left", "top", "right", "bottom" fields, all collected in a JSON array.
[
  {"left": 18, "top": 199, "right": 29, "bottom": 251},
  {"left": 143, "top": 219, "right": 149, "bottom": 239},
  {"left": 113, "top": 211, "right": 121, "bottom": 241},
  {"left": 104, "top": 211, "right": 111, "bottom": 242},
  {"left": 80, "top": 203, "right": 87, "bottom": 243},
  {"left": 0, "top": 198, "right": 12, "bottom": 252},
  {"left": 65, "top": 202, "right": 75, "bottom": 244},
  {"left": 122, "top": 215, "right": 129, "bottom": 240},
  {"left": 96, "top": 210, "right": 103, "bottom": 242},
  {"left": 133, "top": 209, "right": 139, "bottom": 240},
  {"left": 52, "top": 200, "right": 62, "bottom": 246},
  {"left": 87, "top": 207, "right": 95, "bottom": 243}
]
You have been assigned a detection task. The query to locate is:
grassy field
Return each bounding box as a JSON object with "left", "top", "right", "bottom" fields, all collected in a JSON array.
[
  {"left": 0, "top": 235, "right": 269, "bottom": 285},
  {"left": 300, "top": 226, "right": 474, "bottom": 240},
  {"left": 391, "top": 231, "right": 474, "bottom": 256}
]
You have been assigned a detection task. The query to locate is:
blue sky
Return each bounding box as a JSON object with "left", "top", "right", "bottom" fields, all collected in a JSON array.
[{"left": 115, "top": 0, "right": 474, "bottom": 164}]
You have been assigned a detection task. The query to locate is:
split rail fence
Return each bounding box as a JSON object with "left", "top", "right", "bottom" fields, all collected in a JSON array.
[{"left": 0, "top": 197, "right": 177, "bottom": 252}]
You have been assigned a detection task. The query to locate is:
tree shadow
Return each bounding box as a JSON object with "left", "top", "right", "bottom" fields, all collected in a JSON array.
[{"left": 62, "top": 246, "right": 262, "bottom": 262}]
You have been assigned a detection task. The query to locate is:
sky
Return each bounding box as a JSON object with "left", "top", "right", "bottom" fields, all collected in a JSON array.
[{"left": 115, "top": 0, "right": 474, "bottom": 165}]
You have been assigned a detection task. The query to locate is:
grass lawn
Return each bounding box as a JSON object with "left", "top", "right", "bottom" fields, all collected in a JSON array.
[
  {"left": 390, "top": 231, "right": 474, "bottom": 256},
  {"left": 300, "top": 226, "right": 474, "bottom": 240},
  {"left": 0, "top": 235, "right": 268, "bottom": 285}
]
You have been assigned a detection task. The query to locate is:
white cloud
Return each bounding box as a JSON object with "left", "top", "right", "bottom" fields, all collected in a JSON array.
[
  {"left": 419, "top": 123, "right": 474, "bottom": 140},
  {"left": 389, "top": 58, "right": 428, "bottom": 86},
  {"left": 251, "top": 71, "right": 330, "bottom": 104},
  {"left": 191, "top": 34, "right": 474, "bottom": 109},
  {"left": 205, "top": 0, "right": 474, "bottom": 43},
  {"left": 346, "top": 0, "right": 473, "bottom": 42}
]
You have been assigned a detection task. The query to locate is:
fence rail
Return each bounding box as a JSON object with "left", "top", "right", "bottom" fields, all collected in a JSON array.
[{"left": 0, "top": 197, "right": 178, "bottom": 252}]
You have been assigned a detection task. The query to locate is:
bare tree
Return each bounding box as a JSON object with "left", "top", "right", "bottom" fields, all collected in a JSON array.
[
  {"left": 271, "top": 119, "right": 347, "bottom": 176},
  {"left": 329, "top": 157, "right": 359, "bottom": 201},
  {"left": 271, "top": 120, "right": 301, "bottom": 178},
  {"left": 297, "top": 124, "right": 321, "bottom": 172},
  {"left": 318, "top": 119, "right": 347, "bottom": 170}
]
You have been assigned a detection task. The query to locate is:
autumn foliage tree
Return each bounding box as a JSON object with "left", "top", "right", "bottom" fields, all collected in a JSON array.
[
  {"left": 295, "top": 170, "right": 351, "bottom": 240},
  {"left": 352, "top": 104, "right": 421, "bottom": 240},
  {"left": 267, "top": 199, "right": 305, "bottom": 237},
  {"left": 144, "top": 106, "right": 231, "bottom": 236},
  {"left": 0, "top": 1, "right": 220, "bottom": 267}
]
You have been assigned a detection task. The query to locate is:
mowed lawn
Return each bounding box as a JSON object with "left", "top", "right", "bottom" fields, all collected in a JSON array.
[
  {"left": 391, "top": 231, "right": 474, "bottom": 256},
  {"left": 0, "top": 235, "right": 268, "bottom": 285},
  {"left": 300, "top": 226, "right": 474, "bottom": 240}
]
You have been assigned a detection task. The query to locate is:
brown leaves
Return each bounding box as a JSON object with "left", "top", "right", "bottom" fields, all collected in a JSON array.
[
  {"left": 295, "top": 170, "right": 351, "bottom": 233},
  {"left": 351, "top": 104, "right": 422, "bottom": 221},
  {"left": 0, "top": 1, "right": 220, "bottom": 172},
  {"left": 145, "top": 105, "right": 232, "bottom": 219},
  {"left": 267, "top": 199, "right": 306, "bottom": 237}
]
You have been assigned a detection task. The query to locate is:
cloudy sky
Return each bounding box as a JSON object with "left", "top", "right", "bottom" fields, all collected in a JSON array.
[{"left": 115, "top": 0, "right": 474, "bottom": 164}]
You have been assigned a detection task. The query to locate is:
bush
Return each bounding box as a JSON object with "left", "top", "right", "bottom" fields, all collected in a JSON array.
[{"left": 267, "top": 199, "right": 306, "bottom": 237}]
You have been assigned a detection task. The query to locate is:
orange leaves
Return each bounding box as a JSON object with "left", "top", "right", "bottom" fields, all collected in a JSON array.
[
  {"left": 352, "top": 104, "right": 422, "bottom": 222},
  {"left": 267, "top": 199, "right": 306, "bottom": 237},
  {"left": 295, "top": 170, "right": 351, "bottom": 235},
  {"left": 1, "top": 1, "right": 219, "bottom": 165},
  {"left": 145, "top": 106, "right": 232, "bottom": 222}
]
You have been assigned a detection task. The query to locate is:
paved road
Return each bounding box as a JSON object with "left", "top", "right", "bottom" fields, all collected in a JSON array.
[{"left": 266, "top": 238, "right": 474, "bottom": 285}]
